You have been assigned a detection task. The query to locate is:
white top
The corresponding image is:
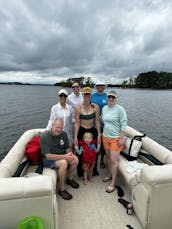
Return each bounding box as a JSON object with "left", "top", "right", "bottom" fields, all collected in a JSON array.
[
  {"left": 67, "top": 92, "right": 83, "bottom": 109},
  {"left": 46, "top": 103, "right": 74, "bottom": 145}
]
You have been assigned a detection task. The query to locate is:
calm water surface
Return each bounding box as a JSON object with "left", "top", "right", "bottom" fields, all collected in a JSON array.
[{"left": 0, "top": 85, "right": 172, "bottom": 160}]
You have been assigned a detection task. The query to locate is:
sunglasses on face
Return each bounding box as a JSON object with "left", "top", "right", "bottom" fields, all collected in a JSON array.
[
  {"left": 59, "top": 94, "right": 67, "bottom": 98},
  {"left": 72, "top": 86, "right": 79, "bottom": 88},
  {"left": 83, "top": 93, "right": 91, "bottom": 96},
  {"left": 108, "top": 95, "right": 116, "bottom": 99}
]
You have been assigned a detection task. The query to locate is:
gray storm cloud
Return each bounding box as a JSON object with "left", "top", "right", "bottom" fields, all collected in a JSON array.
[{"left": 0, "top": 0, "right": 171, "bottom": 84}]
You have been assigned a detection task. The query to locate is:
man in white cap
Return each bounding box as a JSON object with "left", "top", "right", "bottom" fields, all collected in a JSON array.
[
  {"left": 91, "top": 81, "right": 108, "bottom": 170},
  {"left": 46, "top": 89, "right": 74, "bottom": 146}
]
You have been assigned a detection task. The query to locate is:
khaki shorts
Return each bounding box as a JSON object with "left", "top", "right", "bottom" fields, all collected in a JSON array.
[{"left": 102, "top": 136, "right": 123, "bottom": 153}]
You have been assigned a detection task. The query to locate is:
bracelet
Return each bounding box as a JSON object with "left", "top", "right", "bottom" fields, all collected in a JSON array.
[{"left": 98, "top": 133, "right": 101, "bottom": 136}]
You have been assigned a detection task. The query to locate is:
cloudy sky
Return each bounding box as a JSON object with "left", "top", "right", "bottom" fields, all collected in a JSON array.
[{"left": 0, "top": 0, "right": 172, "bottom": 84}]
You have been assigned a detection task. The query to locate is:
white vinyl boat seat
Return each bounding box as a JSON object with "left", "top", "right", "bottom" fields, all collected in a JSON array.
[
  {"left": 118, "top": 126, "right": 172, "bottom": 229},
  {"left": 0, "top": 129, "right": 58, "bottom": 229}
]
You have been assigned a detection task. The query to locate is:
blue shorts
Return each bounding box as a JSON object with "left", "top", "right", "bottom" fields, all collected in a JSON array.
[{"left": 42, "top": 158, "right": 55, "bottom": 169}]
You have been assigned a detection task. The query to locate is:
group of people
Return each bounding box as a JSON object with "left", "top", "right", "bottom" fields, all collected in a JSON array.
[{"left": 40, "top": 81, "right": 127, "bottom": 200}]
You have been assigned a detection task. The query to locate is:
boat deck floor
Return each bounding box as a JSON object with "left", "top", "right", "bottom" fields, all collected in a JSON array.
[{"left": 57, "top": 162, "right": 143, "bottom": 229}]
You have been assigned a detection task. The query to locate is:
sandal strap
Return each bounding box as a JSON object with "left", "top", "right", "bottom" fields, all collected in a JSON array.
[
  {"left": 102, "top": 177, "right": 112, "bottom": 182},
  {"left": 58, "top": 189, "right": 73, "bottom": 200}
]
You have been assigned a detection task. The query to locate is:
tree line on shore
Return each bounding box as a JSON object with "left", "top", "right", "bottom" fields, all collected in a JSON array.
[
  {"left": 55, "top": 71, "right": 172, "bottom": 89},
  {"left": 1, "top": 71, "right": 171, "bottom": 89},
  {"left": 122, "top": 71, "right": 172, "bottom": 89}
]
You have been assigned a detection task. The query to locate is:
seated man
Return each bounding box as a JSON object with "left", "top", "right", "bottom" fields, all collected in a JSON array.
[{"left": 40, "top": 118, "right": 79, "bottom": 200}]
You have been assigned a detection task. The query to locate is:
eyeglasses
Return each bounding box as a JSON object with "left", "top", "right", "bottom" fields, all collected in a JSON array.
[
  {"left": 108, "top": 95, "right": 116, "bottom": 99},
  {"left": 59, "top": 94, "right": 67, "bottom": 98},
  {"left": 72, "top": 86, "right": 79, "bottom": 89}
]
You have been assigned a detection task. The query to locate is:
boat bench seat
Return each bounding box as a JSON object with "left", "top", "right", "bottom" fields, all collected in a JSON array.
[
  {"left": 117, "top": 126, "right": 172, "bottom": 229},
  {"left": 0, "top": 129, "right": 58, "bottom": 229},
  {"left": 26, "top": 165, "right": 57, "bottom": 192}
]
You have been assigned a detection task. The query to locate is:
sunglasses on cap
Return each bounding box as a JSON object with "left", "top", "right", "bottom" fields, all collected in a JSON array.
[
  {"left": 59, "top": 93, "right": 67, "bottom": 97},
  {"left": 108, "top": 95, "right": 116, "bottom": 99}
]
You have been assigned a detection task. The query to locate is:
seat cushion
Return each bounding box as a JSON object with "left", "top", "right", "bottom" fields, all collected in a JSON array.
[{"left": 26, "top": 166, "right": 57, "bottom": 192}]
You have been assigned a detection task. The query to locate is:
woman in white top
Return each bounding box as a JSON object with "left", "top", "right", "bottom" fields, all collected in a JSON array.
[{"left": 46, "top": 89, "right": 74, "bottom": 146}]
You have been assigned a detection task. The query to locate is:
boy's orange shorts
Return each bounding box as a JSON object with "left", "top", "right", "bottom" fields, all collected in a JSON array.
[{"left": 102, "top": 136, "right": 123, "bottom": 153}]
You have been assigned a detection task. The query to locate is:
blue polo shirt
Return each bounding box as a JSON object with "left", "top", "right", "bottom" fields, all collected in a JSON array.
[{"left": 91, "top": 92, "right": 108, "bottom": 114}]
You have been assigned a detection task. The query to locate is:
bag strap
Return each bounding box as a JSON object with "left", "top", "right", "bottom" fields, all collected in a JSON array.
[
  {"left": 133, "top": 134, "right": 146, "bottom": 141},
  {"left": 13, "top": 160, "right": 30, "bottom": 177},
  {"left": 35, "top": 164, "right": 44, "bottom": 174},
  {"left": 128, "top": 134, "right": 146, "bottom": 155}
]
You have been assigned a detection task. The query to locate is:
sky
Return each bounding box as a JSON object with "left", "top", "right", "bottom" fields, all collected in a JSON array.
[{"left": 0, "top": 0, "right": 172, "bottom": 85}]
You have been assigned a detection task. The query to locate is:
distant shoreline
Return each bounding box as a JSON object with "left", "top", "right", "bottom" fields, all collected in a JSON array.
[
  {"left": 0, "top": 82, "right": 171, "bottom": 89},
  {"left": 0, "top": 82, "right": 53, "bottom": 86}
]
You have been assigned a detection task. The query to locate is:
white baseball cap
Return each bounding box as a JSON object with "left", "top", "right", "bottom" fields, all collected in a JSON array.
[
  {"left": 95, "top": 81, "right": 106, "bottom": 86},
  {"left": 58, "top": 89, "right": 68, "bottom": 96}
]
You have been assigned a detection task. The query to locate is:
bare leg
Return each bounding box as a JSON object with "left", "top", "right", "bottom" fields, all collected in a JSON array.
[
  {"left": 55, "top": 160, "right": 68, "bottom": 191},
  {"left": 105, "top": 150, "right": 111, "bottom": 178},
  {"left": 109, "top": 152, "right": 120, "bottom": 188},
  {"left": 83, "top": 163, "right": 88, "bottom": 185},
  {"left": 89, "top": 163, "right": 94, "bottom": 182},
  {"left": 68, "top": 156, "right": 78, "bottom": 180}
]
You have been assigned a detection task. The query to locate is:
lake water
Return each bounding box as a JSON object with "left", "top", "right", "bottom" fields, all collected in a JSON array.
[{"left": 0, "top": 85, "right": 172, "bottom": 161}]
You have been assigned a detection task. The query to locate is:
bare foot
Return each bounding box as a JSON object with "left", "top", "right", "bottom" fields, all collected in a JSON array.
[
  {"left": 83, "top": 180, "right": 87, "bottom": 185},
  {"left": 88, "top": 177, "right": 93, "bottom": 182}
]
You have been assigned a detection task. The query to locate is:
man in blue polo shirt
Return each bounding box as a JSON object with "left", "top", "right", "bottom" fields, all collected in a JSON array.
[{"left": 91, "top": 81, "right": 108, "bottom": 169}]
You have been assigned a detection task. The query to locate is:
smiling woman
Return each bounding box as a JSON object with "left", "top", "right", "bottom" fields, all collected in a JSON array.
[
  {"left": 102, "top": 89, "right": 127, "bottom": 193},
  {"left": 74, "top": 87, "right": 101, "bottom": 176},
  {"left": 46, "top": 89, "right": 74, "bottom": 146}
]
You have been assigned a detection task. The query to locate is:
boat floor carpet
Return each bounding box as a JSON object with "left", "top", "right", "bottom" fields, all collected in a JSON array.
[{"left": 57, "top": 160, "right": 143, "bottom": 229}]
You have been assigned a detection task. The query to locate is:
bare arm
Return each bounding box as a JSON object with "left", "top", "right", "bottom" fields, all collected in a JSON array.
[
  {"left": 94, "top": 104, "right": 101, "bottom": 144},
  {"left": 45, "top": 148, "right": 75, "bottom": 164},
  {"left": 45, "top": 153, "right": 66, "bottom": 161},
  {"left": 118, "top": 130, "right": 126, "bottom": 147},
  {"left": 74, "top": 105, "right": 80, "bottom": 144},
  {"left": 94, "top": 105, "right": 101, "bottom": 143}
]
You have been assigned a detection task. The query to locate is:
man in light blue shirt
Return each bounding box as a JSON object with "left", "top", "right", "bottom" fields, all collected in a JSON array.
[{"left": 91, "top": 81, "right": 108, "bottom": 169}]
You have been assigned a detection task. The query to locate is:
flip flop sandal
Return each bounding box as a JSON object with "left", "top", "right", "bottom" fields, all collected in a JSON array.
[
  {"left": 106, "top": 185, "right": 115, "bottom": 193},
  {"left": 58, "top": 189, "right": 73, "bottom": 200},
  {"left": 102, "top": 177, "right": 112, "bottom": 182}
]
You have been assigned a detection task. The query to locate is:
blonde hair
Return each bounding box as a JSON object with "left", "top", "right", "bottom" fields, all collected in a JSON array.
[{"left": 83, "top": 132, "right": 93, "bottom": 139}]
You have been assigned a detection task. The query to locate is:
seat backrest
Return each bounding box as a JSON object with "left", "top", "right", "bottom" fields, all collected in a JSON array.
[{"left": 0, "top": 129, "right": 45, "bottom": 177}]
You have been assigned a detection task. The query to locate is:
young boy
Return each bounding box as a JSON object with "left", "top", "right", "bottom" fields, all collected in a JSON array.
[{"left": 75, "top": 132, "right": 100, "bottom": 184}]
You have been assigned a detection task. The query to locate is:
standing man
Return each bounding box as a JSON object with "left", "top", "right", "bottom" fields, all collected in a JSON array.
[
  {"left": 67, "top": 82, "right": 83, "bottom": 109},
  {"left": 91, "top": 81, "right": 108, "bottom": 169},
  {"left": 41, "top": 119, "right": 79, "bottom": 200}
]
